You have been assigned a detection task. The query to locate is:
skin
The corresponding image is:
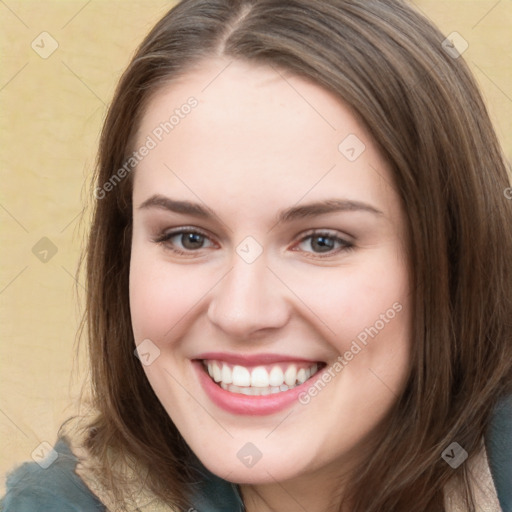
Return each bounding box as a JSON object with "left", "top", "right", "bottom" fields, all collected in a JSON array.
[{"left": 129, "top": 58, "right": 412, "bottom": 512}]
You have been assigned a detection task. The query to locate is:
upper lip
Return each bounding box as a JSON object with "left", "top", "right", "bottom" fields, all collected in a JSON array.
[{"left": 194, "top": 352, "right": 323, "bottom": 366}]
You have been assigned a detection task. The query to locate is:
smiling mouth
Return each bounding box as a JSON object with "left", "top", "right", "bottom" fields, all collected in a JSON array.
[{"left": 201, "top": 360, "right": 325, "bottom": 396}]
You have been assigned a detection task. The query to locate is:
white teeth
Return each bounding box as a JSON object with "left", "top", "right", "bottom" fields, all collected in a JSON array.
[
  {"left": 232, "top": 365, "right": 251, "bottom": 387},
  {"left": 284, "top": 365, "right": 297, "bottom": 386},
  {"left": 251, "top": 366, "right": 269, "bottom": 387},
  {"left": 205, "top": 360, "right": 321, "bottom": 395},
  {"left": 221, "top": 364, "right": 232, "bottom": 384},
  {"left": 212, "top": 362, "right": 222, "bottom": 382},
  {"left": 297, "top": 368, "right": 307, "bottom": 384},
  {"left": 269, "top": 366, "right": 284, "bottom": 387}
]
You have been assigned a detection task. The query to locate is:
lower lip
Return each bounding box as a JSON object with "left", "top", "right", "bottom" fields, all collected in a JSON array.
[{"left": 193, "top": 361, "right": 316, "bottom": 416}]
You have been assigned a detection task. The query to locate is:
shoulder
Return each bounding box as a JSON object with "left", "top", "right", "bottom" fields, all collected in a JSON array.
[{"left": 1, "top": 438, "right": 105, "bottom": 512}]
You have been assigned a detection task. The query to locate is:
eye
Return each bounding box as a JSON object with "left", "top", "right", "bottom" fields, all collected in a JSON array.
[
  {"left": 294, "top": 231, "right": 353, "bottom": 255},
  {"left": 153, "top": 228, "right": 216, "bottom": 254}
]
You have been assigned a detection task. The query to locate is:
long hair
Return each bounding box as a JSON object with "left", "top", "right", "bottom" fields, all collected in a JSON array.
[{"left": 80, "top": 1, "right": 512, "bottom": 510}]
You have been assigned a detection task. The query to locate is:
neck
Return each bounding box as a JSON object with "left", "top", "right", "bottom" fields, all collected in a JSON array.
[{"left": 239, "top": 466, "right": 352, "bottom": 512}]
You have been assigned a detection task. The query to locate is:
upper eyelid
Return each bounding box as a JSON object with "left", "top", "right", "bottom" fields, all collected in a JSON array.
[
  {"left": 297, "top": 228, "right": 348, "bottom": 237},
  {"left": 155, "top": 226, "right": 214, "bottom": 240},
  {"left": 294, "top": 228, "right": 353, "bottom": 244}
]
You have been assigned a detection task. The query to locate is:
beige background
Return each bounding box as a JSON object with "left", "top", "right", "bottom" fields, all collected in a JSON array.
[{"left": 1, "top": 0, "right": 511, "bottom": 490}]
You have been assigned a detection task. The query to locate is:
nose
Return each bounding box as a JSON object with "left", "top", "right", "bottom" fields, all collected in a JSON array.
[{"left": 207, "top": 254, "right": 291, "bottom": 339}]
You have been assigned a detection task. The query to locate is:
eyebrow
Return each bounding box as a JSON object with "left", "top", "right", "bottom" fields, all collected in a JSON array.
[
  {"left": 138, "top": 195, "right": 214, "bottom": 217},
  {"left": 138, "top": 195, "right": 383, "bottom": 222},
  {"left": 277, "top": 199, "right": 383, "bottom": 223}
]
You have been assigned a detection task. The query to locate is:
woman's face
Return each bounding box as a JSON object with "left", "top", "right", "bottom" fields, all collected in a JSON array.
[{"left": 129, "top": 59, "right": 411, "bottom": 486}]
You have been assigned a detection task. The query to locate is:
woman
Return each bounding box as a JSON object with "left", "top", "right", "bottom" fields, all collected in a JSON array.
[{"left": 2, "top": 0, "right": 511, "bottom": 511}]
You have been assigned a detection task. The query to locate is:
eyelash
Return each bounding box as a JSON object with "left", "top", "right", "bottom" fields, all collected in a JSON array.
[
  {"left": 152, "top": 227, "right": 215, "bottom": 256},
  {"left": 293, "top": 229, "right": 355, "bottom": 257},
  {"left": 152, "top": 227, "right": 354, "bottom": 258}
]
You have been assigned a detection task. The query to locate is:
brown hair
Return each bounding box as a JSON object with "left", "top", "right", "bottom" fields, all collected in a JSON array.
[{"left": 80, "top": 0, "right": 512, "bottom": 510}]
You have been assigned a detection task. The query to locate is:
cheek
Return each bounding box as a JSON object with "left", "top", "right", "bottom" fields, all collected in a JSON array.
[
  {"left": 287, "top": 252, "right": 409, "bottom": 345},
  {"left": 129, "top": 248, "right": 210, "bottom": 343}
]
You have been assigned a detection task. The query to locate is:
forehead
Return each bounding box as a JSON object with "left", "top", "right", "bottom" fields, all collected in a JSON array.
[{"left": 132, "top": 59, "right": 396, "bottom": 217}]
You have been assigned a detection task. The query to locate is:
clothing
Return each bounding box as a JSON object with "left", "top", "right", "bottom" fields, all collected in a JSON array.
[
  {"left": 485, "top": 394, "right": 512, "bottom": 511},
  {"left": 2, "top": 396, "right": 510, "bottom": 512},
  {"left": 0, "top": 438, "right": 244, "bottom": 512},
  {"left": 443, "top": 439, "right": 503, "bottom": 512}
]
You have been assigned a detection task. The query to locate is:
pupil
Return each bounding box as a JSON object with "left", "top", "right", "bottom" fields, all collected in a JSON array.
[
  {"left": 182, "top": 233, "right": 204, "bottom": 249},
  {"left": 312, "top": 236, "right": 334, "bottom": 253}
]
